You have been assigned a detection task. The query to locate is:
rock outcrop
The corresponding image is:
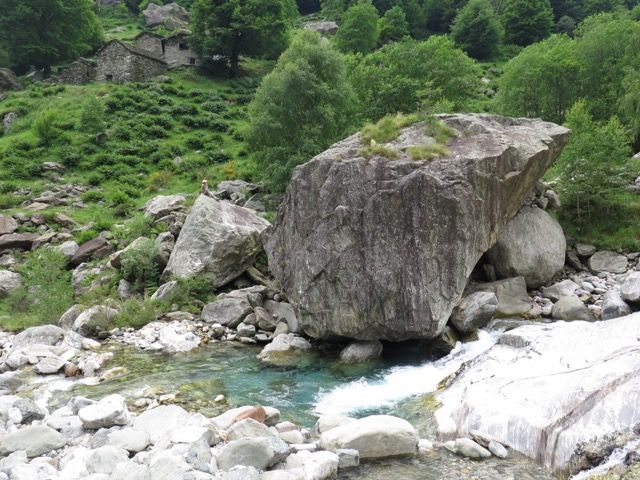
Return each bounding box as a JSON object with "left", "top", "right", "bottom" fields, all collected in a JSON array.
[
  {"left": 265, "top": 114, "right": 569, "bottom": 340},
  {"left": 163, "top": 195, "right": 270, "bottom": 287},
  {"left": 142, "top": 2, "right": 190, "bottom": 29},
  {"left": 435, "top": 314, "right": 640, "bottom": 473}
]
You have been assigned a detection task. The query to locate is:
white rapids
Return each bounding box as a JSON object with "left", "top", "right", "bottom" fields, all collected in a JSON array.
[
  {"left": 570, "top": 439, "right": 640, "bottom": 480},
  {"left": 313, "top": 330, "right": 500, "bottom": 416}
]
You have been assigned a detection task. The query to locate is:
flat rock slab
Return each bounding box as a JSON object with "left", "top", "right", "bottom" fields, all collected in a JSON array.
[
  {"left": 435, "top": 314, "right": 640, "bottom": 473},
  {"left": 265, "top": 114, "right": 569, "bottom": 340}
]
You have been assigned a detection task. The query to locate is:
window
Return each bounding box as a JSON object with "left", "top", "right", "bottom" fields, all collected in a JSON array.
[
  {"left": 179, "top": 43, "right": 187, "bottom": 51},
  {"left": 106, "top": 74, "right": 113, "bottom": 81},
  {"left": 189, "top": 57, "right": 196, "bottom": 65}
]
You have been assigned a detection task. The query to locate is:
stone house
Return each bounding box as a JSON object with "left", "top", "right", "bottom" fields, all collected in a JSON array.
[
  {"left": 134, "top": 31, "right": 200, "bottom": 69},
  {"left": 95, "top": 40, "right": 168, "bottom": 83},
  {"left": 56, "top": 58, "right": 97, "bottom": 85},
  {"left": 162, "top": 32, "right": 200, "bottom": 68}
]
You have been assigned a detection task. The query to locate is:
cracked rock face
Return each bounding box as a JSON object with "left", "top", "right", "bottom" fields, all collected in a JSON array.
[
  {"left": 265, "top": 114, "right": 570, "bottom": 341},
  {"left": 434, "top": 314, "right": 640, "bottom": 473}
]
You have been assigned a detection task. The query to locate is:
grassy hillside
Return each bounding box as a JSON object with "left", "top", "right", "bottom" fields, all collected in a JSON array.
[{"left": 0, "top": 66, "right": 268, "bottom": 238}]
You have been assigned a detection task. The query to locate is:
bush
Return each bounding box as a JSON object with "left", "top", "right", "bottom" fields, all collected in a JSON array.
[
  {"left": 336, "top": 1, "right": 380, "bottom": 53},
  {"left": 6, "top": 249, "right": 73, "bottom": 324},
  {"left": 33, "top": 110, "right": 59, "bottom": 145},
  {"left": 79, "top": 97, "right": 105, "bottom": 133},
  {"left": 121, "top": 238, "right": 159, "bottom": 291},
  {"left": 59, "top": 146, "right": 83, "bottom": 168},
  {"left": 114, "top": 297, "right": 160, "bottom": 329},
  {"left": 114, "top": 213, "right": 156, "bottom": 243},
  {"left": 360, "top": 113, "right": 418, "bottom": 143}
]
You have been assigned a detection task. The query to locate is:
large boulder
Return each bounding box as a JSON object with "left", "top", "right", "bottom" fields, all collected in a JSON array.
[
  {"left": 589, "top": 250, "right": 628, "bottom": 274},
  {"left": 435, "top": 314, "right": 640, "bottom": 472},
  {"left": 449, "top": 291, "right": 498, "bottom": 334},
  {"left": 73, "top": 305, "right": 118, "bottom": 337},
  {"left": 0, "top": 233, "right": 39, "bottom": 251},
  {"left": 318, "top": 415, "right": 418, "bottom": 459},
  {"left": 143, "top": 2, "right": 190, "bottom": 29},
  {"left": 551, "top": 295, "right": 593, "bottom": 321},
  {"left": 265, "top": 114, "right": 569, "bottom": 341},
  {"left": 0, "top": 215, "right": 18, "bottom": 235},
  {"left": 163, "top": 195, "right": 270, "bottom": 287},
  {"left": 70, "top": 237, "right": 113, "bottom": 266},
  {"left": 601, "top": 290, "right": 632, "bottom": 320},
  {"left": 486, "top": 207, "right": 566, "bottom": 288},
  {"left": 143, "top": 194, "right": 186, "bottom": 219},
  {"left": 0, "top": 424, "right": 66, "bottom": 457}
]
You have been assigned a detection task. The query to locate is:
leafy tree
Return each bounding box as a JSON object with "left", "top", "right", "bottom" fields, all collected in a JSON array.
[
  {"left": 555, "top": 15, "right": 577, "bottom": 34},
  {"left": 0, "top": 0, "right": 103, "bottom": 75},
  {"left": 247, "top": 30, "right": 356, "bottom": 191},
  {"left": 336, "top": 1, "right": 381, "bottom": 53},
  {"left": 424, "top": 0, "right": 468, "bottom": 33},
  {"left": 581, "top": 0, "right": 624, "bottom": 19},
  {"left": 320, "top": 0, "right": 346, "bottom": 19},
  {"left": 501, "top": 0, "right": 554, "bottom": 46},
  {"left": 554, "top": 100, "right": 632, "bottom": 215},
  {"left": 618, "top": 68, "right": 640, "bottom": 145},
  {"left": 191, "top": 0, "right": 297, "bottom": 75},
  {"left": 495, "top": 34, "right": 579, "bottom": 123},
  {"left": 372, "top": 0, "right": 425, "bottom": 36},
  {"left": 550, "top": 0, "right": 578, "bottom": 20},
  {"left": 348, "top": 36, "right": 481, "bottom": 120},
  {"left": 574, "top": 13, "right": 640, "bottom": 124},
  {"left": 633, "top": 4, "right": 640, "bottom": 20},
  {"left": 451, "top": 0, "right": 503, "bottom": 59},
  {"left": 379, "top": 5, "right": 410, "bottom": 44}
]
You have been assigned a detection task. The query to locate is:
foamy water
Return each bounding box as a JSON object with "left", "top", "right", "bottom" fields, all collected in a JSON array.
[
  {"left": 570, "top": 439, "right": 640, "bottom": 480},
  {"left": 314, "top": 330, "right": 500, "bottom": 416}
]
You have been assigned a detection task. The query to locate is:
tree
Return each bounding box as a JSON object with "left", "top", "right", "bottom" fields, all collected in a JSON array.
[
  {"left": 372, "top": 0, "right": 425, "bottom": 37},
  {"left": 495, "top": 34, "right": 579, "bottom": 123},
  {"left": 451, "top": 0, "right": 503, "bottom": 59},
  {"left": 0, "top": 0, "right": 103, "bottom": 75},
  {"left": 191, "top": 0, "right": 297, "bottom": 75},
  {"left": 378, "top": 5, "right": 410, "bottom": 44},
  {"left": 336, "top": 1, "right": 380, "bottom": 53},
  {"left": 247, "top": 30, "right": 356, "bottom": 191},
  {"left": 501, "top": 0, "right": 554, "bottom": 46},
  {"left": 554, "top": 100, "right": 632, "bottom": 214},
  {"left": 555, "top": 15, "right": 576, "bottom": 34},
  {"left": 424, "top": 0, "right": 468, "bottom": 33},
  {"left": 80, "top": 97, "right": 105, "bottom": 134},
  {"left": 348, "top": 36, "right": 481, "bottom": 120}
]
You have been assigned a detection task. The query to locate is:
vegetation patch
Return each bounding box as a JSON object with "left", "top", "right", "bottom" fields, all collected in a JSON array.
[
  {"left": 360, "top": 113, "right": 418, "bottom": 145},
  {"left": 359, "top": 144, "right": 398, "bottom": 159},
  {"left": 406, "top": 143, "right": 449, "bottom": 161}
]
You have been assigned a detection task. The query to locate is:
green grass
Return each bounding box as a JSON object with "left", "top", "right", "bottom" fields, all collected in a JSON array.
[
  {"left": 360, "top": 113, "right": 419, "bottom": 145},
  {"left": 406, "top": 143, "right": 449, "bottom": 161},
  {"left": 557, "top": 190, "right": 640, "bottom": 251},
  {"left": 359, "top": 144, "right": 398, "bottom": 159},
  {"left": 98, "top": 4, "right": 143, "bottom": 41}
]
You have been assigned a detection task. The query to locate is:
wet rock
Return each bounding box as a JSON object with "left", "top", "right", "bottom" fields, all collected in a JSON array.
[
  {"left": 339, "top": 340, "right": 383, "bottom": 364},
  {"left": 34, "top": 355, "right": 66, "bottom": 374},
  {"left": 264, "top": 301, "right": 300, "bottom": 334},
  {"left": 319, "top": 415, "right": 418, "bottom": 459},
  {"left": 489, "top": 440, "right": 508, "bottom": 458},
  {"left": 551, "top": 295, "right": 594, "bottom": 321},
  {"left": 444, "top": 438, "right": 491, "bottom": 459},
  {"left": 486, "top": 207, "right": 566, "bottom": 288},
  {"left": 601, "top": 291, "right": 632, "bottom": 320},
  {"left": 542, "top": 279, "right": 580, "bottom": 302},
  {"left": 78, "top": 394, "right": 130, "bottom": 429},
  {"left": 621, "top": 272, "right": 640, "bottom": 304},
  {"left": 257, "top": 334, "right": 312, "bottom": 365},
  {"left": 589, "top": 251, "right": 628, "bottom": 274},
  {"left": 163, "top": 195, "right": 270, "bottom": 286},
  {"left": 314, "top": 415, "right": 355, "bottom": 435},
  {"left": 157, "top": 324, "right": 200, "bottom": 353},
  {"left": 449, "top": 292, "right": 498, "bottom": 334},
  {"left": 202, "top": 297, "right": 252, "bottom": 327},
  {"left": 265, "top": 114, "right": 569, "bottom": 341},
  {"left": 0, "top": 424, "right": 66, "bottom": 457},
  {"left": 70, "top": 237, "right": 113, "bottom": 266},
  {"left": 435, "top": 313, "right": 640, "bottom": 471},
  {"left": 284, "top": 450, "right": 339, "bottom": 479},
  {"left": 337, "top": 448, "right": 360, "bottom": 468},
  {"left": 143, "top": 194, "right": 186, "bottom": 218},
  {"left": 0, "top": 270, "right": 21, "bottom": 298}
]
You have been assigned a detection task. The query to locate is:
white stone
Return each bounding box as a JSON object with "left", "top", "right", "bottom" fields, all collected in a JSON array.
[{"left": 78, "top": 394, "right": 129, "bottom": 429}]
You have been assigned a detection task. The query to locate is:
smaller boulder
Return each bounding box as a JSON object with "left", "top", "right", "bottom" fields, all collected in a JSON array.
[
  {"left": 589, "top": 251, "right": 628, "bottom": 274},
  {"left": 444, "top": 438, "right": 491, "bottom": 459},
  {"left": 601, "top": 290, "right": 632, "bottom": 320},
  {"left": 78, "top": 394, "right": 130, "bottom": 429},
  {"left": 202, "top": 297, "right": 252, "bottom": 327},
  {"left": 449, "top": 292, "right": 497, "bottom": 334},
  {"left": 340, "top": 340, "right": 383, "bottom": 364},
  {"left": 0, "top": 215, "right": 18, "bottom": 235},
  {"left": 73, "top": 305, "right": 118, "bottom": 338},
  {"left": 257, "top": 334, "right": 312, "bottom": 365},
  {"left": 576, "top": 243, "right": 596, "bottom": 257},
  {"left": 71, "top": 237, "right": 113, "bottom": 266},
  {"left": 0, "top": 270, "right": 21, "bottom": 298},
  {"left": 143, "top": 194, "right": 186, "bottom": 218},
  {"left": 621, "top": 272, "right": 640, "bottom": 304},
  {"left": 542, "top": 279, "right": 580, "bottom": 302},
  {"left": 0, "top": 424, "right": 66, "bottom": 457},
  {"left": 551, "top": 295, "right": 593, "bottom": 321}
]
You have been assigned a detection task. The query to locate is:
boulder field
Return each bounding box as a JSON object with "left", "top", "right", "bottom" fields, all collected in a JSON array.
[{"left": 265, "top": 113, "right": 570, "bottom": 341}]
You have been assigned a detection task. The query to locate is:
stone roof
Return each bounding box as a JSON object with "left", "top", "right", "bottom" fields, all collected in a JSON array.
[{"left": 96, "top": 40, "right": 167, "bottom": 64}]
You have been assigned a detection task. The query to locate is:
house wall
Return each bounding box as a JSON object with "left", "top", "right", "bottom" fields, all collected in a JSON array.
[
  {"left": 163, "top": 37, "right": 201, "bottom": 68},
  {"left": 56, "top": 60, "right": 96, "bottom": 85},
  {"left": 96, "top": 42, "right": 167, "bottom": 84}
]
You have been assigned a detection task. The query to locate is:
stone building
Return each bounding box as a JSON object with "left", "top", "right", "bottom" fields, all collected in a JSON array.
[
  {"left": 56, "top": 58, "right": 97, "bottom": 85},
  {"left": 95, "top": 40, "right": 168, "bottom": 83},
  {"left": 133, "top": 32, "right": 164, "bottom": 58},
  {"left": 162, "top": 32, "right": 200, "bottom": 68}
]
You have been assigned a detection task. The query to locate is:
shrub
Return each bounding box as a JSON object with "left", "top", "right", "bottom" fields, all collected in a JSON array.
[
  {"left": 406, "top": 143, "right": 449, "bottom": 160},
  {"left": 79, "top": 97, "right": 105, "bottom": 133},
  {"left": 114, "top": 213, "right": 156, "bottom": 243},
  {"left": 121, "top": 238, "right": 159, "bottom": 291},
  {"left": 114, "top": 297, "right": 160, "bottom": 329},
  {"left": 59, "top": 146, "right": 83, "bottom": 168},
  {"left": 360, "top": 113, "right": 418, "bottom": 144},
  {"left": 359, "top": 144, "right": 398, "bottom": 159},
  {"left": 33, "top": 110, "right": 59, "bottom": 145},
  {"left": 83, "top": 189, "right": 105, "bottom": 202},
  {"left": 148, "top": 171, "right": 173, "bottom": 191}
]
